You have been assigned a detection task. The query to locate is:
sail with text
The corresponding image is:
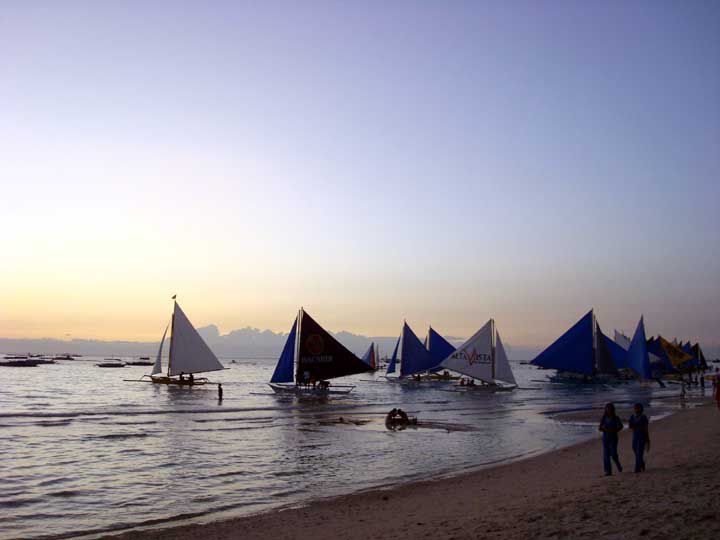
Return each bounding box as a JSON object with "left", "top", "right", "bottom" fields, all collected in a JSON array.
[
  {"left": 427, "top": 327, "right": 456, "bottom": 368},
  {"left": 386, "top": 336, "right": 400, "bottom": 374},
  {"left": 439, "top": 319, "right": 516, "bottom": 385},
  {"left": 531, "top": 309, "right": 617, "bottom": 376},
  {"left": 399, "top": 322, "right": 436, "bottom": 377},
  {"left": 295, "top": 310, "right": 373, "bottom": 382}
]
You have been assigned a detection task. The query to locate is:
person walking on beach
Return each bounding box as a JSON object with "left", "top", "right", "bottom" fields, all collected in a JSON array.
[
  {"left": 599, "top": 403, "right": 623, "bottom": 476},
  {"left": 628, "top": 403, "right": 650, "bottom": 473}
]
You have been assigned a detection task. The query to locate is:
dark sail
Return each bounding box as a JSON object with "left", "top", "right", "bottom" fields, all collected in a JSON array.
[
  {"left": 594, "top": 322, "right": 618, "bottom": 374},
  {"left": 296, "top": 310, "right": 373, "bottom": 382}
]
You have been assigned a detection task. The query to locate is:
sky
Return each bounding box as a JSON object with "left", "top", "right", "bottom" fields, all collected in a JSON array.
[{"left": 1, "top": 1, "right": 719, "bottom": 348}]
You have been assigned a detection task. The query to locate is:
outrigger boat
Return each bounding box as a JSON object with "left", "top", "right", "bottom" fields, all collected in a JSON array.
[
  {"left": 385, "top": 322, "right": 452, "bottom": 383},
  {"left": 127, "top": 297, "right": 224, "bottom": 386},
  {"left": 531, "top": 309, "right": 620, "bottom": 384},
  {"left": 439, "top": 319, "right": 517, "bottom": 391},
  {"left": 268, "top": 308, "right": 373, "bottom": 395}
]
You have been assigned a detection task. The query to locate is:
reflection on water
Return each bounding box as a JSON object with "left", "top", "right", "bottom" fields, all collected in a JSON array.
[{"left": 0, "top": 359, "right": 684, "bottom": 540}]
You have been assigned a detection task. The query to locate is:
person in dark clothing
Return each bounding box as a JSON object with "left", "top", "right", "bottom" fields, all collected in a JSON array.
[
  {"left": 628, "top": 403, "right": 650, "bottom": 473},
  {"left": 188, "top": 373, "right": 194, "bottom": 385},
  {"left": 599, "top": 402, "right": 623, "bottom": 476},
  {"left": 218, "top": 383, "right": 223, "bottom": 401}
]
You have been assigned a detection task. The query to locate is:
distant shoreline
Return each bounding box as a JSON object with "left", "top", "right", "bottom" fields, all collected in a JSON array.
[{"left": 96, "top": 401, "right": 719, "bottom": 540}]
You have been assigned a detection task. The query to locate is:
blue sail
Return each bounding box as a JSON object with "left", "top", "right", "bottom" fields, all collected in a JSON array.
[
  {"left": 428, "top": 327, "right": 456, "bottom": 367},
  {"left": 627, "top": 316, "right": 652, "bottom": 379},
  {"left": 386, "top": 336, "right": 400, "bottom": 374},
  {"left": 270, "top": 318, "right": 297, "bottom": 383},
  {"left": 400, "top": 322, "right": 435, "bottom": 377},
  {"left": 531, "top": 310, "right": 594, "bottom": 375}
]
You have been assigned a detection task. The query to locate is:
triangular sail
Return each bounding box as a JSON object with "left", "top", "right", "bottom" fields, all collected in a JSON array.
[
  {"left": 168, "top": 302, "right": 224, "bottom": 376},
  {"left": 361, "top": 342, "right": 376, "bottom": 369},
  {"left": 627, "top": 316, "right": 652, "bottom": 379},
  {"left": 296, "top": 310, "right": 372, "bottom": 381},
  {"left": 531, "top": 310, "right": 594, "bottom": 375},
  {"left": 494, "top": 330, "right": 516, "bottom": 385},
  {"left": 428, "top": 327, "right": 456, "bottom": 367},
  {"left": 440, "top": 320, "right": 493, "bottom": 382},
  {"left": 386, "top": 336, "right": 400, "bottom": 374},
  {"left": 151, "top": 324, "right": 169, "bottom": 375},
  {"left": 595, "top": 322, "right": 618, "bottom": 374},
  {"left": 270, "top": 318, "right": 297, "bottom": 383},
  {"left": 399, "top": 323, "right": 435, "bottom": 377},
  {"left": 691, "top": 343, "right": 707, "bottom": 370}
]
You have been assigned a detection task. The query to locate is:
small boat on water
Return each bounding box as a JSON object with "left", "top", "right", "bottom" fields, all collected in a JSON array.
[
  {"left": 439, "top": 319, "right": 517, "bottom": 391},
  {"left": 268, "top": 308, "right": 373, "bottom": 395},
  {"left": 128, "top": 297, "right": 224, "bottom": 386},
  {"left": 126, "top": 357, "right": 153, "bottom": 366},
  {"left": 97, "top": 359, "right": 125, "bottom": 368},
  {"left": 0, "top": 359, "right": 42, "bottom": 367}
]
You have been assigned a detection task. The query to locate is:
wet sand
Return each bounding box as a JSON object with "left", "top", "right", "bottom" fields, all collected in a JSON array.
[{"left": 103, "top": 402, "right": 720, "bottom": 540}]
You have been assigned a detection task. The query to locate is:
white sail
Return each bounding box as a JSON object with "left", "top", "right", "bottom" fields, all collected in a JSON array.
[
  {"left": 151, "top": 324, "right": 169, "bottom": 375},
  {"left": 494, "top": 330, "right": 516, "bottom": 385},
  {"left": 168, "top": 302, "right": 224, "bottom": 375},
  {"left": 614, "top": 330, "right": 631, "bottom": 350},
  {"left": 440, "top": 320, "right": 493, "bottom": 381}
]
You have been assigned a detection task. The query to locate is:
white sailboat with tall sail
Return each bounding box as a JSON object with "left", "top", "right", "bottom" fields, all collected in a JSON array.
[
  {"left": 268, "top": 308, "right": 373, "bottom": 395},
  {"left": 439, "top": 319, "right": 517, "bottom": 391},
  {"left": 128, "top": 297, "right": 224, "bottom": 386}
]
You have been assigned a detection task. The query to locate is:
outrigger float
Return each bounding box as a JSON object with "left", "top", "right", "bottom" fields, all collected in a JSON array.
[
  {"left": 268, "top": 308, "right": 373, "bottom": 395},
  {"left": 125, "top": 296, "right": 224, "bottom": 387}
]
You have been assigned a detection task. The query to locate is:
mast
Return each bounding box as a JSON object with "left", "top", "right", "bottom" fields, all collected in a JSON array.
[
  {"left": 294, "top": 307, "right": 303, "bottom": 383},
  {"left": 591, "top": 309, "right": 597, "bottom": 373},
  {"left": 490, "top": 318, "right": 496, "bottom": 381},
  {"left": 167, "top": 300, "right": 176, "bottom": 377}
]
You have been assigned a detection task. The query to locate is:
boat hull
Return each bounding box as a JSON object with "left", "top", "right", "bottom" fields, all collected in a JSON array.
[
  {"left": 146, "top": 375, "right": 211, "bottom": 386},
  {"left": 268, "top": 383, "right": 354, "bottom": 395}
]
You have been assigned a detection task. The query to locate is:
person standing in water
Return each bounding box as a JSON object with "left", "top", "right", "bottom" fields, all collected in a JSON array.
[
  {"left": 599, "top": 403, "right": 624, "bottom": 476},
  {"left": 628, "top": 403, "right": 650, "bottom": 473}
]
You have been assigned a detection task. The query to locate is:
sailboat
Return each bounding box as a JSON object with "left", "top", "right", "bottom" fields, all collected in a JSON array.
[
  {"left": 530, "top": 309, "right": 619, "bottom": 383},
  {"left": 268, "top": 309, "right": 373, "bottom": 395},
  {"left": 361, "top": 342, "right": 378, "bottom": 370},
  {"left": 131, "top": 298, "right": 224, "bottom": 386},
  {"left": 439, "top": 319, "right": 517, "bottom": 391}
]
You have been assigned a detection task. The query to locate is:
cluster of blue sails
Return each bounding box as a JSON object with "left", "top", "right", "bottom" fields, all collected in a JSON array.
[{"left": 530, "top": 310, "right": 707, "bottom": 380}]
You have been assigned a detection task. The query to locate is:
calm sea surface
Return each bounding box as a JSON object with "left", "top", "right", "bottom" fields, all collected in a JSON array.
[{"left": 0, "top": 358, "right": 684, "bottom": 540}]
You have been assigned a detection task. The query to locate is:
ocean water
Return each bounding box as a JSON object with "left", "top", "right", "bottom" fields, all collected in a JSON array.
[{"left": 0, "top": 358, "right": 682, "bottom": 540}]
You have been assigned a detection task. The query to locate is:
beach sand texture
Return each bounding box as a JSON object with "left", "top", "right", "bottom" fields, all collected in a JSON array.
[{"left": 104, "top": 403, "right": 720, "bottom": 540}]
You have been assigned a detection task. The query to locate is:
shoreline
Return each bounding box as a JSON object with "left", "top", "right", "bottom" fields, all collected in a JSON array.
[{"left": 96, "top": 400, "right": 720, "bottom": 540}]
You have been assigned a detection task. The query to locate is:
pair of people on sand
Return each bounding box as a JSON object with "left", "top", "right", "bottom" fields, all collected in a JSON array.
[{"left": 599, "top": 402, "right": 649, "bottom": 476}]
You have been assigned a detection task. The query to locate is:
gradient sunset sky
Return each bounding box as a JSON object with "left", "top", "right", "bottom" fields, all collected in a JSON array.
[{"left": 1, "top": 1, "right": 718, "bottom": 347}]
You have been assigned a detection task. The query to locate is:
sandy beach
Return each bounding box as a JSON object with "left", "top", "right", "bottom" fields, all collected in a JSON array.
[{"left": 103, "top": 401, "right": 720, "bottom": 540}]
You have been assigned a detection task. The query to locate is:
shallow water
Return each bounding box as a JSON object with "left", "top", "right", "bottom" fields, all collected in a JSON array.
[{"left": 0, "top": 358, "right": 684, "bottom": 540}]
